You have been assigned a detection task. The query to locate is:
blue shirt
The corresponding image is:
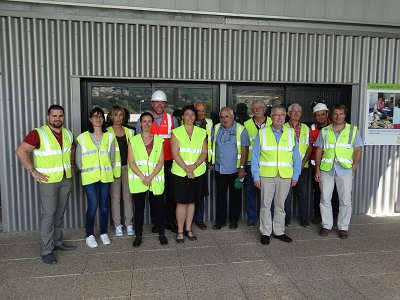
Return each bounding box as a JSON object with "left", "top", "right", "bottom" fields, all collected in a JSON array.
[
  {"left": 251, "top": 125, "right": 302, "bottom": 182},
  {"left": 135, "top": 112, "right": 178, "bottom": 133},
  {"left": 315, "top": 123, "right": 364, "bottom": 176},
  {"left": 214, "top": 121, "right": 250, "bottom": 174}
]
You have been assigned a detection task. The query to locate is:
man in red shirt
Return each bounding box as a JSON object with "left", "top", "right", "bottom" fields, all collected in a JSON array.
[
  {"left": 310, "top": 102, "right": 339, "bottom": 225},
  {"left": 15, "top": 105, "right": 76, "bottom": 264}
]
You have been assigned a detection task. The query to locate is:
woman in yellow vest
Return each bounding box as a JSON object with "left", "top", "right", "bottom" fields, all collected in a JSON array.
[
  {"left": 170, "top": 105, "right": 208, "bottom": 243},
  {"left": 76, "top": 107, "right": 115, "bottom": 248},
  {"left": 128, "top": 112, "right": 168, "bottom": 247},
  {"left": 107, "top": 104, "right": 135, "bottom": 237}
]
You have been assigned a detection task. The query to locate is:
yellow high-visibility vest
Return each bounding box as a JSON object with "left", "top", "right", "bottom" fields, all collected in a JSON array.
[
  {"left": 205, "top": 118, "right": 213, "bottom": 162},
  {"left": 34, "top": 125, "right": 73, "bottom": 183},
  {"left": 244, "top": 117, "right": 272, "bottom": 163},
  {"left": 107, "top": 126, "right": 135, "bottom": 178},
  {"left": 258, "top": 126, "right": 296, "bottom": 178},
  {"left": 320, "top": 124, "right": 357, "bottom": 171},
  {"left": 171, "top": 126, "right": 207, "bottom": 177},
  {"left": 128, "top": 134, "right": 165, "bottom": 195},
  {"left": 77, "top": 131, "right": 114, "bottom": 185},
  {"left": 211, "top": 123, "right": 245, "bottom": 168},
  {"left": 284, "top": 122, "right": 310, "bottom": 168}
]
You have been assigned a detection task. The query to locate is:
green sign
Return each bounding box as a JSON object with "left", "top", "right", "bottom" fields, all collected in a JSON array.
[{"left": 368, "top": 83, "right": 400, "bottom": 90}]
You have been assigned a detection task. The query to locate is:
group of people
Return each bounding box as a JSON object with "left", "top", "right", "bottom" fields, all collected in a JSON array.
[{"left": 15, "top": 91, "right": 363, "bottom": 265}]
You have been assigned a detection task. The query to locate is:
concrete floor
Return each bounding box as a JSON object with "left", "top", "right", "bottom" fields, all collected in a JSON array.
[{"left": 1, "top": 215, "right": 400, "bottom": 300}]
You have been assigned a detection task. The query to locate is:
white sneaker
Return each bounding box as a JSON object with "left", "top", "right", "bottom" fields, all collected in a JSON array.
[
  {"left": 86, "top": 235, "right": 98, "bottom": 248},
  {"left": 100, "top": 233, "right": 111, "bottom": 245},
  {"left": 115, "top": 225, "right": 123, "bottom": 237},
  {"left": 127, "top": 225, "right": 135, "bottom": 236}
]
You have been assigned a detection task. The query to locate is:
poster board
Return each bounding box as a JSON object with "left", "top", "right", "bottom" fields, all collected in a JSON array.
[{"left": 364, "top": 83, "right": 400, "bottom": 145}]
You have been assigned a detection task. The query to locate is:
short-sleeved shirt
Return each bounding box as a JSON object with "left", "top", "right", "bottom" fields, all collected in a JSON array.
[
  {"left": 315, "top": 123, "right": 364, "bottom": 176},
  {"left": 214, "top": 121, "right": 250, "bottom": 174},
  {"left": 24, "top": 129, "right": 63, "bottom": 148}
]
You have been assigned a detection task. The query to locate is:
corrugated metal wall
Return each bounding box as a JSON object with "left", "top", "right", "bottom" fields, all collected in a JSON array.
[{"left": 1, "top": 11, "right": 399, "bottom": 231}]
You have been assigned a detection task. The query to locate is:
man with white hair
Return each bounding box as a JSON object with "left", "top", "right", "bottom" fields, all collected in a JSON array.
[
  {"left": 252, "top": 105, "right": 301, "bottom": 245},
  {"left": 283, "top": 103, "right": 313, "bottom": 227}
]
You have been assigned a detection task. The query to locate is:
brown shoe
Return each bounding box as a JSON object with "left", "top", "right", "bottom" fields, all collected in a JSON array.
[
  {"left": 319, "top": 228, "right": 331, "bottom": 237},
  {"left": 339, "top": 230, "right": 348, "bottom": 239},
  {"left": 195, "top": 221, "right": 207, "bottom": 230}
]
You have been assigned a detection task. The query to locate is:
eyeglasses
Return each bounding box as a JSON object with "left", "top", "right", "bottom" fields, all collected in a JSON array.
[{"left": 92, "top": 115, "right": 104, "bottom": 120}]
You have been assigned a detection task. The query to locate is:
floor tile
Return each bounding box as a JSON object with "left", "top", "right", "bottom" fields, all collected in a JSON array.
[
  {"left": 0, "top": 275, "right": 80, "bottom": 300},
  {"left": 188, "top": 285, "right": 247, "bottom": 300},
  {"left": 182, "top": 263, "right": 239, "bottom": 291},
  {"left": 130, "top": 266, "right": 186, "bottom": 296},
  {"left": 83, "top": 252, "right": 134, "bottom": 273},
  {"left": 178, "top": 246, "right": 226, "bottom": 266},
  {"left": 346, "top": 273, "right": 400, "bottom": 300},
  {"left": 242, "top": 282, "right": 306, "bottom": 300},
  {"left": 72, "top": 271, "right": 132, "bottom": 299},
  {"left": 134, "top": 248, "right": 180, "bottom": 269},
  {"left": 212, "top": 231, "right": 255, "bottom": 246},
  {"left": 220, "top": 243, "right": 268, "bottom": 263}
]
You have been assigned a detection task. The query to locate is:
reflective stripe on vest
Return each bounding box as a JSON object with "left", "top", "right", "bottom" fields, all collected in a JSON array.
[
  {"left": 34, "top": 125, "right": 73, "bottom": 182},
  {"left": 107, "top": 126, "right": 135, "bottom": 178},
  {"left": 320, "top": 124, "right": 357, "bottom": 171},
  {"left": 128, "top": 134, "right": 165, "bottom": 195},
  {"left": 171, "top": 126, "right": 207, "bottom": 177},
  {"left": 205, "top": 118, "right": 213, "bottom": 162},
  {"left": 259, "top": 126, "right": 295, "bottom": 178},
  {"left": 211, "top": 123, "right": 244, "bottom": 168},
  {"left": 244, "top": 117, "right": 272, "bottom": 162},
  {"left": 285, "top": 122, "right": 310, "bottom": 168},
  {"left": 78, "top": 131, "right": 114, "bottom": 185}
]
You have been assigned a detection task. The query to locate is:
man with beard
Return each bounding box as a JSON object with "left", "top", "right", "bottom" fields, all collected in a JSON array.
[{"left": 16, "top": 105, "right": 76, "bottom": 264}]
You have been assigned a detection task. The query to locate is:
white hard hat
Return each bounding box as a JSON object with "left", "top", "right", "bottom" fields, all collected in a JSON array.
[
  {"left": 313, "top": 103, "right": 329, "bottom": 113},
  {"left": 151, "top": 90, "right": 167, "bottom": 102}
]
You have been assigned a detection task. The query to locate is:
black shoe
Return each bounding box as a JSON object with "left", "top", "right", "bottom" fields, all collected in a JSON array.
[
  {"left": 212, "top": 222, "right": 226, "bottom": 230},
  {"left": 195, "top": 221, "right": 207, "bottom": 230},
  {"left": 300, "top": 217, "right": 309, "bottom": 228},
  {"left": 285, "top": 219, "right": 291, "bottom": 226},
  {"left": 132, "top": 237, "right": 142, "bottom": 248},
  {"left": 151, "top": 226, "right": 158, "bottom": 233},
  {"left": 184, "top": 230, "right": 197, "bottom": 241},
  {"left": 247, "top": 220, "right": 256, "bottom": 227},
  {"left": 159, "top": 235, "right": 168, "bottom": 245},
  {"left": 229, "top": 221, "right": 238, "bottom": 230},
  {"left": 42, "top": 253, "right": 57, "bottom": 264},
  {"left": 166, "top": 222, "right": 178, "bottom": 233},
  {"left": 53, "top": 243, "right": 76, "bottom": 251},
  {"left": 273, "top": 234, "right": 293, "bottom": 243},
  {"left": 311, "top": 216, "right": 321, "bottom": 224},
  {"left": 176, "top": 232, "right": 184, "bottom": 244},
  {"left": 260, "top": 235, "right": 270, "bottom": 245}
]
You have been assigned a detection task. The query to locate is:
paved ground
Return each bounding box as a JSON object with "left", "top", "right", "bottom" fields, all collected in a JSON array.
[{"left": 0, "top": 215, "right": 400, "bottom": 299}]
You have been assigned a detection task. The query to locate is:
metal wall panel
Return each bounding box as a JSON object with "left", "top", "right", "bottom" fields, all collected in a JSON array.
[{"left": 1, "top": 10, "right": 400, "bottom": 231}]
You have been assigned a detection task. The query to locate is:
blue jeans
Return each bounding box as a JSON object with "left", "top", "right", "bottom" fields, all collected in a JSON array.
[
  {"left": 244, "top": 165, "right": 257, "bottom": 222},
  {"left": 84, "top": 181, "right": 111, "bottom": 237}
]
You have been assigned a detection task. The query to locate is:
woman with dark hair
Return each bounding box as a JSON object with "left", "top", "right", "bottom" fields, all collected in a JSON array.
[
  {"left": 128, "top": 112, "right": 168, "bottom": 247},
  {"left": 107, "top": 105, "right": 135, "bottom": 237},
  {"left": 170, "top": 105, "right": 208, "bottom": 243},
  {"left": 76, "top": 107, "right": 115, "bottom": 248}
]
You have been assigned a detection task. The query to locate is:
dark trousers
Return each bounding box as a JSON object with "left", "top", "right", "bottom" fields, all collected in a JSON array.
[
  {"left": 215, "top": 172, "right": 242, "bottom": 224},
  {"left": 133, "top": 192, "right": 165, "bottom": 236},
  {"left": 163, "top": 159, "right": 176, "bottom": 225},
  {"left": 311, "top": 168, "right": 339, "bottom": 218},
  {"left": 284, "top": 167, "right": 310, "bottom": 220}
]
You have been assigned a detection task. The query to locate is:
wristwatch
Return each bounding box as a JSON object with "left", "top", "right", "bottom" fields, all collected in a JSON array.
[{"left": 239, "top": 166, "right": 244, "bottom": 169}]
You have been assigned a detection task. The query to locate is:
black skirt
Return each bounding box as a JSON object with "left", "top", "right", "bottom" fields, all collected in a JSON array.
[{"left": 172, "top": 172, "right": 208, "bottom": 204}]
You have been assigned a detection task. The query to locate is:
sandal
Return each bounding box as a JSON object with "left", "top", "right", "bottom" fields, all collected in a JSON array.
[
  {"left": 184, "top": 229, "right": 197, "bottom": 241},
  {"left": 176, "top": 232, "right": 184, "bottom": 244}
]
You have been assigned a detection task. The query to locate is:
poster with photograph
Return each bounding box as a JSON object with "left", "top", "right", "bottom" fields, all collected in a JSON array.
[{"left": 365, "top": 83, "right": 400, "bottom": 145}]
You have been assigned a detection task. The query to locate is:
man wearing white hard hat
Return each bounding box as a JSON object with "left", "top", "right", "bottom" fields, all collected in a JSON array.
[
  {"left": 136, "top": 90, "right": 179, "bottom": 233},
  {"left": 309, "top": 102, "right": 339, "bottom": 225}
]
